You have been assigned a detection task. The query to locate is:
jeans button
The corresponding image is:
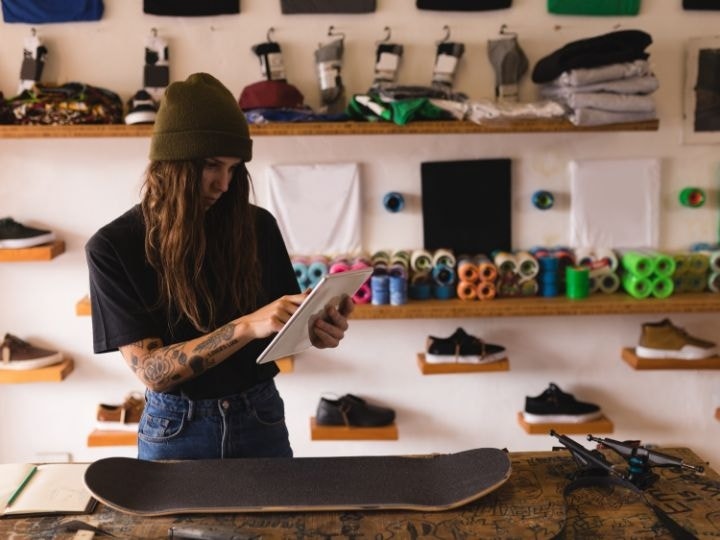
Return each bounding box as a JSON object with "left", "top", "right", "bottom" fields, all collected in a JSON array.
[{"left": 221, "top": 400, "right": 230, "bottom": 410}]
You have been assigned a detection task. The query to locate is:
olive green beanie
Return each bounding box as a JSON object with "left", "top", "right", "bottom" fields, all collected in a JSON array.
[{"left": 149, "top": 72, "right": 252, "bottom": 162}]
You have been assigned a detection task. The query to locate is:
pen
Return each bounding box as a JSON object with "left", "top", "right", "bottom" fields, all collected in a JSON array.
[{"left": 6, "top": 465, "right": 37, "bottom": 507}]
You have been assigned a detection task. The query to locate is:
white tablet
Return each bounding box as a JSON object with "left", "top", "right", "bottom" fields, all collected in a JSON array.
[{"left": 255, "top": 266, "right": 373, "bottom": 365}]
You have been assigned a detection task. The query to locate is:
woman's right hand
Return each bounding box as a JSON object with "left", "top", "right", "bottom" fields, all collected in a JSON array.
[{"left": 243, "top": 292, "right": 308, "bottom": 339}]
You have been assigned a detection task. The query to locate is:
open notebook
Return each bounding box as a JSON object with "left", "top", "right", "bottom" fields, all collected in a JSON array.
[{"left": 0, "top": 462, "right": 96, "bottom": 517}]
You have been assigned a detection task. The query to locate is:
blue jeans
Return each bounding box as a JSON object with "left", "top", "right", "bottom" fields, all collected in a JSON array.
[{"left": 138, "top": 379, "right": 293, "bottom": 460}]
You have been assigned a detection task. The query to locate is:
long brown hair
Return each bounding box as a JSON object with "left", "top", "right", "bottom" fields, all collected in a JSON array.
[{"left": 141, "top": 160, "right": 259, "bottom": 332}]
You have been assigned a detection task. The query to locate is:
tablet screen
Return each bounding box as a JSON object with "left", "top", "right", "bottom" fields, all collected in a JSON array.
[{"left": 255, "top": 267, "right": 373, "bottom": 365}]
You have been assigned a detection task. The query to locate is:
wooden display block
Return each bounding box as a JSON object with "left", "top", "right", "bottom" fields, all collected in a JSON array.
[
  {"left": 0, "top": 357, "right": 73, "bottom": 383},
  {"left": 416, "top": 353, "right": 509, "bottom": 374},
  {"left": 310, "top": 417, "right": 398, "bottom": 441},
  {"left": 275, "top": 357, "right": 293, "bottom": 373},
  {"left": 621, "top": 347, "right": 720, "bottom": 370},
  {"left": 0, "top": 240, "right": 65, "bottom": 262},
  {"left": 716, "top": 408, "right": 720, "bottom": 421},
  {"left": 87, "top": 429, "right": 138, "bottom": 447},
  {"left": 76, "top": 295, "right": 91, "bottom": 316},
  {"left": 517, "top": 411, "right": 614, "bottom": 435}
]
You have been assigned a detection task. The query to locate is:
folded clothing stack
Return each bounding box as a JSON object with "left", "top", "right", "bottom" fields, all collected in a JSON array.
[{"left": 533, "top": 30, "right": 658, "bottom": 127}]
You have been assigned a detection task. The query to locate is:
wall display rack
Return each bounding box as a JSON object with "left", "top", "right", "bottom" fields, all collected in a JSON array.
[
  {"left": 0, "top": 119, "right": 659, "bottom": 139},
  {"left": 416, "top": 353, "right": 509, "bottom": 374},
  {"left": 516, "top": 411, "right": 614, "bottom": 435},
  {"left": 0, "top": 241, "right": 65, "bottom": 262},
  {"left": 621, "top": 348, "right": 720, "bottom": 370},
  {"left": 87, "top": 430, "right": 137, "bottom": 447},
  {"left": 0, "top": 357, "right": 74, "bottom": 383},
  {"left": 77, "top": 293, "right": 720, "bottom": 320},
  {"left": 309, "top": 417, "right": 398, "bottom": 441}
]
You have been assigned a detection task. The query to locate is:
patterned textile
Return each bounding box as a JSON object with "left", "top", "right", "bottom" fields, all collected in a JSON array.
[{"left": 6, "top": 82, "right": 124, "bottom": 125}]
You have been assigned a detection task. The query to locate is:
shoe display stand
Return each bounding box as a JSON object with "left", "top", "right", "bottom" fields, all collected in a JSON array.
[
  {"left": 0, "top": 118, "right": 659, "bottom": 140},
  {"left": 87, "top": 429, "right": 137, "bottom": 447},
  {"left": 309, "top": 417, "right": 398, "bottom": 441},
  {"left": 516, "top": 411, "right": 614, "bottom": 435},
  {"left": 0, "top": 240, "right": 65, "bottom": 262},
  {"left": 416, "top": 353, "right": 509, "bottom": 375},
  {"left": 0, "top": 357, "right": 74, "bottom": 383},
  {"left": 75, "top": 295, "right": 91, "bottom": 316},
  {"left": 621, "top": 348, "right": 720, "bottom": 370}
]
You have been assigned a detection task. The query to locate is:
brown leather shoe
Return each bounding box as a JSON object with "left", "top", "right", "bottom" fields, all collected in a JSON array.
[
  {"left": 0, "top": 333, "right": 63, "bottom": 370},
  {"left": 96, "top": 392, "right": 144, "bottom": 429}
]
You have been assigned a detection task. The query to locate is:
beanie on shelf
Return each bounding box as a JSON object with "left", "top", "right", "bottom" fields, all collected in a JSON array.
[{"left": 149, "top": 72, "right": 252, "bottom": 162}]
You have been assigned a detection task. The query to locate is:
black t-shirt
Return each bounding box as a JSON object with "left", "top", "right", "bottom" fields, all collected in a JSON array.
[{"left": 85, "top": 204, "right": 300, "bottom": 399}]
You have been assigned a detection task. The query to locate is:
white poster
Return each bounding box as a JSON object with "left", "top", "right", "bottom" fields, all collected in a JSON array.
[{"left": 569, "top": 158, "right": 660, "bottom": 249}]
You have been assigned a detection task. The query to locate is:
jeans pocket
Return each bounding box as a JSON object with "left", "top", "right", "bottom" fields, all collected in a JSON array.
[
  {"left": 138, "top": 411, "right": 185, "bottom": 442},
  {"left": 251, "top": 388, "right": 286, "bottom": 426}
]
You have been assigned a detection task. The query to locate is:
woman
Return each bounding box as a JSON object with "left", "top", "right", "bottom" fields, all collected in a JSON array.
[{"left": 85, "top": 73, "right": 353, "bottom": 460}]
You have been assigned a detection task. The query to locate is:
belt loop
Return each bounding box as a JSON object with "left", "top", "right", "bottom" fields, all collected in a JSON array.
[{"left": 181, "top": 390, "right": 195, "bottom": 421}]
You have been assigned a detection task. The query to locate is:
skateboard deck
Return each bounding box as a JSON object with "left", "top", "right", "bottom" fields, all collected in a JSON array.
[{"left": 84, "top": 448, "right": 511, "bottom": 516}]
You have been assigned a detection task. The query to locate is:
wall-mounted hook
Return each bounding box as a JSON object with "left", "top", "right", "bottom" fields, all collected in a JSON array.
[
  {"left": 327, "top": 25, "right": 345, "bottom": 40},
  {"left": 266, "top": 27, "right": 275, "bottom": 43},
  {"left": 381, "top": 26, "right": 391, "bottom": 42},
  {"left": 30, "top": 27, "right": 37, "bottom": 37},
  {"left": 151, "top": 27, "right": 158, "bottom": 37},
  {"left": 499, "top": 24, "right": 517, "bottom": 37},
  {"left": 437, "top": 25, "right": 451, "bottom": 44}
]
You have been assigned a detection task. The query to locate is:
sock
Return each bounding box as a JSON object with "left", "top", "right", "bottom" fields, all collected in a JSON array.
[
  {"left": 144, "top": 32, "right": 169, "bottom": 102},
  {"left": 432, "top": 42, "right": 465, "bottom": 90},
  {"left": 487, "top": 35, "right": 528, "bottom": 101},
  {"left": 252, "top": 41, "right": 286, "bottom": 81},
  {"left": 315, "top": 38, "right": 346, "bottom": 115},
  {"left": 18, "top": 33, "right": 47, "bottom": 93},
  {"left": 372, "top": 43, "right": 403, "bottom": 88}
]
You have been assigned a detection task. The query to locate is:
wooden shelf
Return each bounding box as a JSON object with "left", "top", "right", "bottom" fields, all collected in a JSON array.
[
  {"left": 352, "top": 293, "right": 720, "bottom": 319},
  {"left": 517, "top": 411, "right": 614, "bottom": 435},
  {"left": 309, "top": 417, "right": 398, "bottom": 440},
  {"left": 621, "top": 348, "right": 720, "bottom": 370},
  {"left": 0, "top": 118, "right": 659, "bottom": 139},
  {"left": 716, "top": 408, "right": 720, "bottom": 421},
  {"left": 0, "top": 240, "right": 65, "bottom": 262},
  {"left": 76, "top": 295, "right": 91, "bottom": 316},
  {"left": 87, "top": 429, "right": 137, "bottom": 447},
  {"left": 0, "top": 357, "right": 73, "bottom": 383},
  {"left": 416, "top": 353, "right": 509, "bottom": 374},
  {"left": 75, "top": 292, "right": 720, "bottom": 320},
  {"left": 276, "top": 357, "right": 293, "bottom": 373}
]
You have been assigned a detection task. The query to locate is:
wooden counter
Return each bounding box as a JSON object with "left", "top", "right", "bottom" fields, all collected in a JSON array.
[{"left": 0, "top": 447, "right": 715, "bottom": 539}]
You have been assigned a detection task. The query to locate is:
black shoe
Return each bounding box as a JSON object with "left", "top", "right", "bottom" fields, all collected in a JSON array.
[
  {"left": 124, "top": 90, "right": 157, "bottom": 125},
  {"left": 315, "top": 394, "right": 395, "bottom": 427},
  {"left": 0, "top": 217, "right": 55, "bottom": 249},
  {"left": 523, "top": 383, "right": 602, "bottom": 424},
  {"left": 425, "top": 327, "right": 506, "bottom": 364}
]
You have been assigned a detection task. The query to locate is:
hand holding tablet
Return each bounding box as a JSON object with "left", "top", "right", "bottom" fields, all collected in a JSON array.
[{"left": 256, "top": 267, "right": 373, "bottom": 365}]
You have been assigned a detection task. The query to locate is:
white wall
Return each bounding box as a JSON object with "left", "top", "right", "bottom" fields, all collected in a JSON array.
[{"left": 1, "top": 1, "right": 718, "bottom": 465}]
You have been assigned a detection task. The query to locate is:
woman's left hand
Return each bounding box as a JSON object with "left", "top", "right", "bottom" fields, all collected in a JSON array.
[{"left": 310, "top": 294, "right": 354, "bottom": 349}]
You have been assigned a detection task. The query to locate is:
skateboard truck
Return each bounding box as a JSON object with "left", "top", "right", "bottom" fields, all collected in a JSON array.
[{"left": 550, "top": 430, "right": 705, "bottom": 489}]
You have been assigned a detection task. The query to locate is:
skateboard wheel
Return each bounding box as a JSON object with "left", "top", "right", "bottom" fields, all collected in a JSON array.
[
  {"left": 532, "top": 190, "right": 554, "bottom": 210},
  {"left": 679, "top": 187, "right": 705, "bottom": 208},
  {"left": 383, "top": 191, "right": 405, "bottom": 212}
]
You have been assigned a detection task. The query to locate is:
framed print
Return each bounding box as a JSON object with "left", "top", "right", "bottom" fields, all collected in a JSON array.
[{"left": 684, "top": 37, "right": 720, "bottom": 144}]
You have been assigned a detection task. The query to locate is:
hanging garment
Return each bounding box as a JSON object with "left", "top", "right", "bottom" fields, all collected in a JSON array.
[
  {"left": 2, "top": 0, "right": 103, "bottom": 23},
  {"left": 531, "top": 29, "right": 652, "bottom": 84},
  {"left": 143, "top": 0, "right": 239, "bottom": 16},
  {"left": 265, "top": 163, "right": 362, "bottom": 256},
  {"left": 416, "top": 0, "right": 511, "bottom": 10},
  {"left": 280, "top": 0, "right": 375, "bottom": 13},
  {"left": 487, "top": 35, "right": 528, "bottom": 100},
  {"left": 569, "top": 158, "right": 660, "bottom": 249},
  {"left": 547, "top": 0, "right": 641, "bottom": 15}
]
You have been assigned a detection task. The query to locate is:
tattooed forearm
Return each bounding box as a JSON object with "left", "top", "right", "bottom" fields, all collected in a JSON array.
[{"left": 193, "top": 323, "right": 236, "bottom": 353}]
